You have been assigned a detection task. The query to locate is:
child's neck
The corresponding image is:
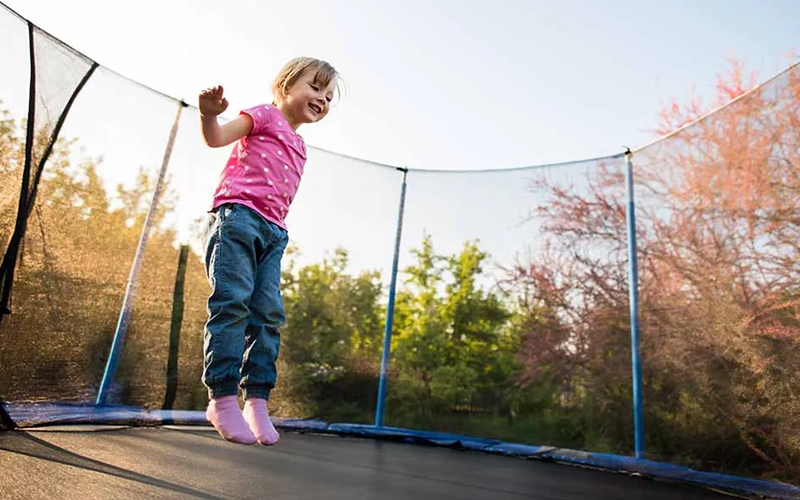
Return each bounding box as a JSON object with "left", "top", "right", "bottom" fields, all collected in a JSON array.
[{"left": 275, "top": 101, "right": 301, "bottom": 131}]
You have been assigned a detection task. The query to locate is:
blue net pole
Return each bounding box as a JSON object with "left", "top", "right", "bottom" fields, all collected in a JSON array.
[
  {"left": 375, "top": 168, "right": 408, "bottom": 427},
  {"left": 96, "top": 100, "right": 186, "bottom": 405},
  {"left": 624, "top": 149, "right": 645, "bottom": 458}
]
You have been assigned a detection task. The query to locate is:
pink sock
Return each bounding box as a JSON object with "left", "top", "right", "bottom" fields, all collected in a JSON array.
[
  {"left": 242, "top": 398, "right": 280, "bottom": 446},
  {"left": 206, "top": 395, "right": 257, "bottom": 445}
]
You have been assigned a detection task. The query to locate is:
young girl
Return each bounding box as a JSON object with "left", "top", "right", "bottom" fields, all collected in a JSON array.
[{"left": 198, "top": 57, "right": 340, "bottom": 445}]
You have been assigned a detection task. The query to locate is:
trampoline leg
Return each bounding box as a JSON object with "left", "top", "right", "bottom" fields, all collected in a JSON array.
[
  {"left": 96, "top": 101, "right": 187, "bottom": 405},
  {"left": 624, "top": 149, "right": 645, "bottom": 458},
  {"left": 375, "top": 168, "right": 408, "bottom": 427}
]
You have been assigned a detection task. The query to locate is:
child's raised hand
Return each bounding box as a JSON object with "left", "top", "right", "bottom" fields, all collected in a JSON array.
[{"left": 199, "top": 85, "right": 229, "bottom": 116}]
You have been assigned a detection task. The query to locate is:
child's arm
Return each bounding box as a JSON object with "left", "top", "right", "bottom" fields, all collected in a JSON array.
[{"left": 199, "top": 85, "right": 253, "bottom": 148}]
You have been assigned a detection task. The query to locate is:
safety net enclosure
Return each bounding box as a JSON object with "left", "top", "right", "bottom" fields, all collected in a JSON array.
[{"left": 1, "top": 2, "right": 799, "bottom": 499}]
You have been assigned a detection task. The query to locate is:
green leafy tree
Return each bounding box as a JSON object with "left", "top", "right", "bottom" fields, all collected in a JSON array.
[{"left": 390, "top": 234, "right": 519, "bottom": 429}]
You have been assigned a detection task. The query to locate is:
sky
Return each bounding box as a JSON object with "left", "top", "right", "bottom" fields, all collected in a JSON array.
[
  {"left": 4, "top": 0, "right": 800, "bottom": 169},
  {"left": 1, "top": 0, "right": 800, "bottom": 279}
]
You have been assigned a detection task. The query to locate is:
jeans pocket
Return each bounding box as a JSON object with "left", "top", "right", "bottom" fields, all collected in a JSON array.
[
  {"left": 218, "top": 203, "right": 239, "bottom": 223},
  {"left": 264, "top": 219, "right": 288, "bottom": 247},
  {"left": 201, "top": 211, "right": 218, "bottom": 248}
]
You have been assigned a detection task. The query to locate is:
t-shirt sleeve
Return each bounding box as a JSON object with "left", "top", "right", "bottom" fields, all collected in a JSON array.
[{"left": 240, "top": 104, "right": 274, "bottom": 135}]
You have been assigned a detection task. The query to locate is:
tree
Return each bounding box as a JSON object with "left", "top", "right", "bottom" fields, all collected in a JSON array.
[
  {"left": 275, "top": 247, "right": 384, "bottom": 421},
  {"left": 511, "top": 59, "right": 800, "bottom": 481},
  {"left": 0, "top": 101, "right": 202, "bottom": 408},
  {"left": 390, "top": 234, "right": 518, "bottom": 425}
]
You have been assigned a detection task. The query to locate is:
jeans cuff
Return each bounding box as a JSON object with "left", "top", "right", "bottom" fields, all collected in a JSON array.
[
  {"left": 207, "top": 380, "right": 240, "bottom": 400},
  {"left": 241, "top": 386, "right": 272, "bottom": 401}
]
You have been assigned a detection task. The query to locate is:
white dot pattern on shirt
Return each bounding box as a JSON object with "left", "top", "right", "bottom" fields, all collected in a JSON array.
[{"left": 214, "top": 106, "right": 305, "bottom": 224}]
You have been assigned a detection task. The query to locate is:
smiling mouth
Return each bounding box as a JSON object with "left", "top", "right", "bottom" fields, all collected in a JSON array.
[{"left": 308, "top": 103, "right": 322, "bottom": 115}]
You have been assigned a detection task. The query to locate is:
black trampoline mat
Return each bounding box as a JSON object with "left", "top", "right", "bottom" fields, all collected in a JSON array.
[{"left": 0, "top": 426, "right": 734, "bottom": 500}]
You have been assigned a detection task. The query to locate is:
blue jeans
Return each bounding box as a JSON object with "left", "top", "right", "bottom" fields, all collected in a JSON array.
[{"left": 201, "top": 203, "right": 288, "bottom": 400}]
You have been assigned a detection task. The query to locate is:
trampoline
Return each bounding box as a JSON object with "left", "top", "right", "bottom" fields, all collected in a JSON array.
[
  {"left": 2, "top": 2, "right": 800, "bottom": 499},
  {"left": 2, "top": 404, "right": 799, "bottom": 499},
  {"left": 2, "top": 426, "right": 739, "bottom": 500}
]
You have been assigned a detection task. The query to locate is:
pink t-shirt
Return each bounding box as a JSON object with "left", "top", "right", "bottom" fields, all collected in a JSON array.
[{"left": 210, "top": 104, "right": 307, "bottom": 230}]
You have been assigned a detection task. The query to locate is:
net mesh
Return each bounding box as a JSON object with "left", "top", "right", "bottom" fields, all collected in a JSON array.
[
  {"left": 384, "top": 159, "right": 631, "bottom": 453},
  {"left": 633, "top": 64, "right": 800, "bottom": 480},
  {"left": 0, "top": 6, "right": 27, "bottom": 261},
  {"left": 0, "top": 1, "right": 798, "bottom": 487}
]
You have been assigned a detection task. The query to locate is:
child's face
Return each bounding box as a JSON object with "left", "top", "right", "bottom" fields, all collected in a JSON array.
[{"left": 281, "top": 69, "right": 336, "bottom": 127}]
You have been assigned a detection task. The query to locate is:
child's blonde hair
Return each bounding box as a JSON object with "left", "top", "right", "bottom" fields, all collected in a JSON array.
[{"left": 272, "top": 57, "right": 342, "bottom": 102}]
